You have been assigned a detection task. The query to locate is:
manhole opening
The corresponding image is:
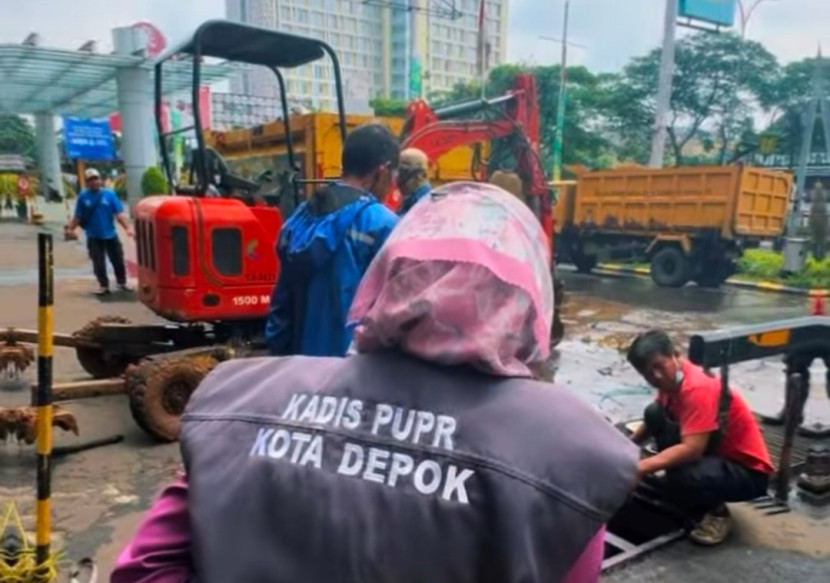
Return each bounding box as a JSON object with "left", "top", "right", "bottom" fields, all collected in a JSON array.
[{"left": 602, "top": 486, "right": 687, "bottom": 571}]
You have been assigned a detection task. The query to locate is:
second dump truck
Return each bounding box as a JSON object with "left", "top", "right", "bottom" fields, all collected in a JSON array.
[{"left": 555, "top": 164, "right": 793, "bottom": 288}]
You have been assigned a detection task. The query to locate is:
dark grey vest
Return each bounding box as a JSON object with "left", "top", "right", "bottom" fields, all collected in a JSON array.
[{"left": 180, "top": 352, "right": 637, "bottom": 583}]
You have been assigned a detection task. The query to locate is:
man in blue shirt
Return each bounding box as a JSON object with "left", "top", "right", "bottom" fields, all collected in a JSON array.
[
  {"left": 65, "top": 168, "right": 134, "bottom": 296},
  {"left": 396, "top": 148, "right": 432, "bottom": 216},
  {"left": 266, "top": 123, "right": 400, "bottom": 357}
]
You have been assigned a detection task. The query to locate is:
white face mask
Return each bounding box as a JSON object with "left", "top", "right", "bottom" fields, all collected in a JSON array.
[{"left": 674, "top": 358, "right": 685, "bottom": 387}]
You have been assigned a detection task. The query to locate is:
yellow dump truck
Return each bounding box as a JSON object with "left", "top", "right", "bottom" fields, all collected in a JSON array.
[
  {"left": 555, "top": 165, "right": 793, "bottom": 288},
  {"left": 206, "top": 112, "right": 485, "bottom": 190}
]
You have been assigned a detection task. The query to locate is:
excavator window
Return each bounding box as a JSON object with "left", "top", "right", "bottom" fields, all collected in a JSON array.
[
  {"left": 171, "top": 226, "right": 190, "bottom": 277},
  {"left": 211, "top": 227, "right": 243, "bottom": 276}
]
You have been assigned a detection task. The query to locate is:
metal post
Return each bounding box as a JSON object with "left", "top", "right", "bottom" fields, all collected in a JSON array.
[
  {"left": 35, "top": 232, "right": 54, "bottom": 578},
  {"left": 648, "top": 0, "right": 678, "bottom": 168},
  {"left": 552, "top": 0, "right": 570, "bottom": 182},
  {"left": 774, "top": 373, "right": 802, "bottom": 504}
]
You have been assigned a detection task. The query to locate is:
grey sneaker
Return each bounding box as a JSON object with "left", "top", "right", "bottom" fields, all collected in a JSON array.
[{"left": 690, "top": 507, "right": 732, "bottom": 546}]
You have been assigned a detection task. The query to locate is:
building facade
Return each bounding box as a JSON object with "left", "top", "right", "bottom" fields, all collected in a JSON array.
[{"left": 224, "top": 0, "right": 508, "bottom": 111}]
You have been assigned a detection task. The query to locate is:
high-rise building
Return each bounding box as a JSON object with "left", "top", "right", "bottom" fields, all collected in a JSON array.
[{"left": 224, "top": 0, "right": 508, "bottom": 111}]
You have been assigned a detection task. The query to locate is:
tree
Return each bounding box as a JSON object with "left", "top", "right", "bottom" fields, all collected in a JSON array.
[
  {"left": 431, "top": 64, "right": 615, "bottom": 172},
  {"left": 0, "top": 115, "right": 37, "bottom": 161},
  {"left": 141, "top": 166, "right": 170, "bottom": 196},
  {"left": 605, "top": 32, "right": 779, "bottom": 165},
  {"left": 370, "top": 97, "right": 407, "bottom": 117}
]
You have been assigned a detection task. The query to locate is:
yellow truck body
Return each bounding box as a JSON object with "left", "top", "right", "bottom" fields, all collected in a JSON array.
[
  {"left": 555, "top": 165, "right": 793, "bottom": 288},
  {"left": 206, "top": 112, "right": 485, "bottom": 186},
  {"left": 558, "top": 165, "right": 791, "bottom": 239}
]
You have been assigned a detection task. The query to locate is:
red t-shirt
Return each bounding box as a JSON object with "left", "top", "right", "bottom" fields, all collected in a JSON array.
[{"left": 658, "top": 359, "right": 774, "bottom": 475}]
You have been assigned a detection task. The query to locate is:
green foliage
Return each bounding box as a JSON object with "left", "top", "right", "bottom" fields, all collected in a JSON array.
[
  {"left": 141, "top": 166, "right": 169, "bottom": 196},
  {"left": 370, "top": 97, "right": 407, "bottom": 117},
  {"left": 0, "top": 115, "right": 37, "bottom": 161},
  {"left": 435, "top": 64, "right": 615, "bottom": 172},
  {"left": 737, "top": 249, "right": 830, "bottom": 289},
  {"left": 603, "top": 32, "right": 779, "bottom": 165}
]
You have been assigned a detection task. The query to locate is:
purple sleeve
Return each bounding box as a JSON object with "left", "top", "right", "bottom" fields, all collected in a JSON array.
[
  {"left": 111, "top": 476, "right": 194, "bottom": 583},
  {"left": 558, "top": 526, "right": 605, "bottom": 583}
]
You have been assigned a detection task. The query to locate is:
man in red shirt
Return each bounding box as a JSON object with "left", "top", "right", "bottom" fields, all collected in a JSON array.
[{"left": 627, "top": 330, "right": 774, "bottom": 546}]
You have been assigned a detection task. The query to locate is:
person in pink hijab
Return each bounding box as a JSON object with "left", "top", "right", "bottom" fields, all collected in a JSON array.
[{"left": 113, "top": 181, "right": 636, "bottom": 583}]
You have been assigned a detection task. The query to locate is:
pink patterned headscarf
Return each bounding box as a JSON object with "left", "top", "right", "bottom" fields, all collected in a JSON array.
[{"left": 348, "top": 181, "right": 554, "bottom": 377}]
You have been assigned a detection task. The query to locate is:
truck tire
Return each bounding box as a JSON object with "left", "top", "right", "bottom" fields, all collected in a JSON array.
[
  {"left": 127, "top": 354, "right": 219, "bottom": 442},
  {"left": 693, "top": 261, "right": 731, "bottom": 288},
  {"left": 572, "top": 252, "right": 597, "bottom": 274},
  {"left": 650, "top": 247, "right": 691, "bottom": 288}
]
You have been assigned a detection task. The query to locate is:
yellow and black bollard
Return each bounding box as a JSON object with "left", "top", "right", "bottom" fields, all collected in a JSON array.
[{"left": 35, "top": 232, "right": 54, "bottom": 580}]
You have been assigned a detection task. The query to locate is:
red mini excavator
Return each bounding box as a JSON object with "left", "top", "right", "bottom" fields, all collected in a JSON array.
[{"left": 59, "top": 20, "right": 353, "bottom": 442}]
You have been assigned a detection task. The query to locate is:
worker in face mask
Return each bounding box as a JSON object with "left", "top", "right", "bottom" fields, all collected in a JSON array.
[
  {"left": 627, "top": 330, "right": 774, "bottom": 547},
  {"left": 396, "top": 148, "right": 431, "bottom": 216}
]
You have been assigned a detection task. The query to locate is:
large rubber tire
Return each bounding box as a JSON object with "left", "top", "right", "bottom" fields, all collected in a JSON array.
[
  {"left": 650, "top": 247, "right": 692, "bottom": 288},
  {"left": 73, "top": 316, "right": 135, "bottom": 379},
  {"left": 127, "top": 354, "right": 219, "bottom": 442},
  {"left": 693, "top": 263, "right": 730, "bottom": 288},
  {"left": 572, "top": 252, "right": 597, "bottom": 274}
]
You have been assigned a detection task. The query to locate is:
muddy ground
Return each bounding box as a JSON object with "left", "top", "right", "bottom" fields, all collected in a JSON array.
[{"left": 0, "top": 218, "right": 827, "bottom": 580}]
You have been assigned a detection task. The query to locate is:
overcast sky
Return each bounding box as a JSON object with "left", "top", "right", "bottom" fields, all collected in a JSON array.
[{"left": 1, "top": 0, "right": 828, "bottom": 72}]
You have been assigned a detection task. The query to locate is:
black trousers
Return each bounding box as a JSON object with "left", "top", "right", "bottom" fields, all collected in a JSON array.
[
  {"left": 643, "top": 402, "right": 769, "bottom": 518},
  {"left": 87, "top": 236, "right": 127, "bottom": 289}
]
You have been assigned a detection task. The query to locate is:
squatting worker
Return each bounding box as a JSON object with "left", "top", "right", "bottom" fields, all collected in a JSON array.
[
  {"left": 64, "top": 167, "right": 133, "bottom": 296},
  {"left": 265, "top": 122, "right": 399, "bottom": 357},
  {"left": 627, "top": 330, "right": 774, "bottom": 546},
  {"left": 112, "top": 181, "right": 638, "bottom": 583},
  {"left": 396, "top": 147, "right": 431, "bottom": 215}
]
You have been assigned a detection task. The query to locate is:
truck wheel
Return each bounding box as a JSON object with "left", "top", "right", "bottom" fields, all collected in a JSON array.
[
  {"left": 650, "top": 247, "right": 691, "bottom": 288},
  {"left": 572, "top": 253, "right": 597, "bottom": 274},
  {"left": 693, "top": 263, "right": 728, "bottom": 288},
  {"left": 551, "top": 311, "right": 565, "bottom": 348},
  {"left": 127, "top": 354, "right": 219, "bottom": 442},
  {"left": 73, "top": 316, "right": 135, "bottom": 378}
]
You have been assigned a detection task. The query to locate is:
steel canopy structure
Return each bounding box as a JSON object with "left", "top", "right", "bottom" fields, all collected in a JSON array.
[{"left": 0, "top": 43, "right": 233, "bottom": 117}]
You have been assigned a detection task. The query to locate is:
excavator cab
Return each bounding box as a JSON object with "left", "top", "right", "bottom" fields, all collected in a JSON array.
[{"left": 134, "top": 20, "right": 347, "bottom": 325}]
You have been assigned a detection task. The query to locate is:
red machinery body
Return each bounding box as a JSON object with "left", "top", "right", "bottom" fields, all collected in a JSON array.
[
  {"left": 133, "top": 196, "right": 283, "bottom": 323},
  {"left": 398, "top": 73, "right": 554, "bottom": 242}
]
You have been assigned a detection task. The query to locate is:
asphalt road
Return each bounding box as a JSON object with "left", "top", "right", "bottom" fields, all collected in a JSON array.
[{"left": 0, "top": 220, "right": 826, "bottom": 580}]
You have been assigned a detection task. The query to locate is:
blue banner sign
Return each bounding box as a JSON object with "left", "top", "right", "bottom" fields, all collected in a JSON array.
[
  {"left": 678, "top": 0, "right": 736, "bottom": 27},
  {"left": 63, "top": 116, "right": 115, "bottom": 161}
]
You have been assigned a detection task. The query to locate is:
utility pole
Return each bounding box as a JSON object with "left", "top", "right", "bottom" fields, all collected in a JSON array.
[
  {"left": 648, "top": 0, "right": 678, "bottom": 167},
  {"left": 552, "top": 0, "right": 570, "bottom": 182}
]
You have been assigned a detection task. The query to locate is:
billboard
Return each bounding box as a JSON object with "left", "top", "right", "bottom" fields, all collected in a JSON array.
[
  {"left": 678, "top": 0, "right": 736, "bottom": 26},
  {"left": 63, "top": 117, "right": 115, "bottom": 161}
]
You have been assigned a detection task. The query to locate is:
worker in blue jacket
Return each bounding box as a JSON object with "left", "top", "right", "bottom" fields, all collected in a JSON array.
[
  {"left": 265, "top": 123, "right": 400, "bottom": 357},
  {"left": 396, "top": 148, "right": 432, "bottom": 216}
]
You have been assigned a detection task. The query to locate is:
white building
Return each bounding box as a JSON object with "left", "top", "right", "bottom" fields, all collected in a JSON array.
[{"left": 224, "top": 0, "right": 508, "bottom": 111}]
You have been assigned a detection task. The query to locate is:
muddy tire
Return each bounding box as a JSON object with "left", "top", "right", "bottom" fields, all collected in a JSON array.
[
  {"left": 73, "top": 316, "right": 135, "bottom": 378},
  {"left": 650, "top": 247, "right": 691, "bottom": 288},
  {"left": 127, "top": 354, "right": 219, "bottom": 442}
]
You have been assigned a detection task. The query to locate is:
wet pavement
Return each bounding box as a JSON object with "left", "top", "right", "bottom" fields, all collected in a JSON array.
[{"left": 0, "top": 216, "right": 827, "bottom": 579}]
